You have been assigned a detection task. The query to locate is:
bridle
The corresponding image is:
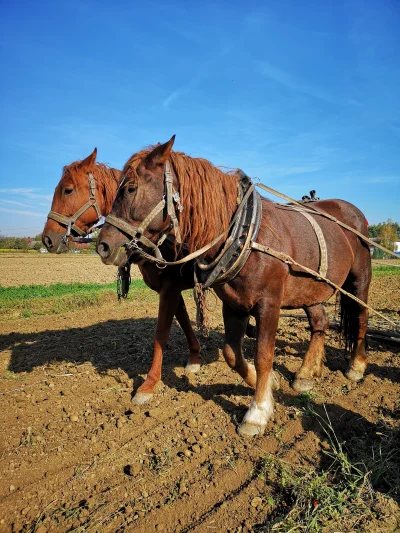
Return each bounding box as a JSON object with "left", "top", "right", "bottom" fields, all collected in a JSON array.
[
  {"left": 47, "top": 173, "right": 103, "bottom": 244},
  {"left": 105, "top": 161, "right": 184, "bottom": 261}
]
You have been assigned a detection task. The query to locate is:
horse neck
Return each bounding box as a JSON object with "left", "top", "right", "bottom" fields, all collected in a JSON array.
[{"left": 172, "top": 155, "right": 240, "bottom": 253}]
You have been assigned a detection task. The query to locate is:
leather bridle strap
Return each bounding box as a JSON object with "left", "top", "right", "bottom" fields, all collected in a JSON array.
[
  {"left": 106, "top": 206, "right": 166, "bottom": 261},
  {"left": 164, "top": 161, "right": 182, "bottom": 243},
  {"left": 47, "top": 173, "right": 102, "bottom": 242},
  {"left": 105, "top": 161, "right": 183, "bottom": 260}
]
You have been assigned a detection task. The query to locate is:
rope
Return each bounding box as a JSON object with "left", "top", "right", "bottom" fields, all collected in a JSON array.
[
  {"left": 251, "top": 241, "right": 399, "bottom": 331},
  {"left": 256, "top": 182, "right": 400, "bottom": 260}
]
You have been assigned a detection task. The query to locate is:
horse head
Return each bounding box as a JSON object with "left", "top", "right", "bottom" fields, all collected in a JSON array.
[
  {"left": 42, "top": 149, "right": 118, "bottom": 253},
  {"left": 97, "top": 136, "right": 177, "bottom": 266}
]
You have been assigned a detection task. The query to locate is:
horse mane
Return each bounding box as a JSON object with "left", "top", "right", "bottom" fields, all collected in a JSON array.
[
  {"left": 123, "top": 148, "right": 240, "bottom": 254},
  {"left": 63, "top": 160, "right": 122, "bottom": 215}
]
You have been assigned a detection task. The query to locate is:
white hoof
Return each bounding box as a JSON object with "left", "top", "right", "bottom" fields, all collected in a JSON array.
[
  {"left": 239, "top": 399, "right": 273, "bottom": 438},
  {"left": 345, "top": 368, "right": 364, "bottom": 382},
  {"left": 238, "top": 421, "right": 266, "bottom": 437},
  {"left": 185, "top": 363, "right": 201, "bottom": 374},
  {"left": 132, "top": 392, "right": 153, "bottom": 405},
  {"left": 292, "top": 378, "right": 314, "bottom": 392}
]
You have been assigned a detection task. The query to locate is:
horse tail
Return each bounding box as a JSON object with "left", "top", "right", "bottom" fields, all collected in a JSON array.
[
  {"left": 338, "top": 289, "right": 358, "bottom": 353},
  {"left": 338, "top": 276, "right": 368, "bottom": 353}
]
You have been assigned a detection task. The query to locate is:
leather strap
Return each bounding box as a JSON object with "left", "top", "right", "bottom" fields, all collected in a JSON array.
[{"left": 287, "top": 206, "right": 328, "bottom": 278}]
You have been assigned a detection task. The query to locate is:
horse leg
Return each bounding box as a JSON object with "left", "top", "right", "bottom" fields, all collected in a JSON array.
[
  {"left": 175, "top": 295, "right": 201, "bottom": 373},
  {"left": 140, "top": 267, "right": 200, "bottom": 373},
  {"left": 132, "top": 283, "right": 181, "bottom": 405},
  {"left": 292, "top": 304, "right": 329, "bottom": 392},
  {"left": 337, "top": 244, "right": 371, "bottom": 382},
  {"left": 238, "top": 298, "right": 281, "bottom": 437},
  {"left": 342, "top": 283, "right": 370, "bottom": 381},
  {"left": 222, "top": 303, "right": 257, "bottom": 388},
  {"left": 345, "top": 307, "right": 368, "bottom": 381}
]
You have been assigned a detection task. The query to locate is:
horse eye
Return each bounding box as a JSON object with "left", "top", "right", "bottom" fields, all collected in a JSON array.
[
  {"left": 64, "top": 188, "right": 73, "bottom": 195},
  {"left": 127, "top": 186, "right": 136, "bottom": 194}
]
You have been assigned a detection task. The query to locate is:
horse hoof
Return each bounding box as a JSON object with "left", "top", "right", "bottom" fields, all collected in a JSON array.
[
  {"left": 345, "top": 368, "right": 364, "bottom": 382},
  {"left": 271, "top": 371, "right": 280, "bottom": 391},
  {"left": 292, "top": 378, "right": 314, "bottom": 392},
  {"left": 185, "top": 363, "right": 201, "bottom": 374},
  {"left": 237, "top": 422, "right": 265, "bottom": 437},
  {"left": 132, "top": 392, "right": 153, "bottom": 405}
]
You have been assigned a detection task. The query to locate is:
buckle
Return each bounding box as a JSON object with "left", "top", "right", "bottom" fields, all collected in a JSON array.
[
  {"left": 172, "top": 192, "right": 184, "bottom": 212},
  {"left": 126, "top": 237, "right": 139, "bottom": 250}
]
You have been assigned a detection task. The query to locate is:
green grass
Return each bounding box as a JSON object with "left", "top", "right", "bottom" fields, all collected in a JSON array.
[
  {"left": 372, "top": 265, "right": 400, "bottom": 277},
  {"left": 0, "top": 248, "right": 37, "bottom": 253},
  {"left": 0, "top": 279, "right": 154, "bottom": 319},
  {"left": 252, "top": 407, "right": 399, "bottom": 533}
]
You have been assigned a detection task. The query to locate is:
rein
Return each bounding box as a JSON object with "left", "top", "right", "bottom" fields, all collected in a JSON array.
[
  {"left": 47, "top": 173, "right": 102, "bottom": 244},
  {"left": 256, "top": 182, "right": 400, "bottom": 260}
]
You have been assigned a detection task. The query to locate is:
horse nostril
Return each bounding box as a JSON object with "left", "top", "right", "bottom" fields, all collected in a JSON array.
[
  {"left": 43, "top": 235, "right": 53, "bottom": 249},
  {"left": 97, "top": 241, "right": 110, "bottom": 258}
]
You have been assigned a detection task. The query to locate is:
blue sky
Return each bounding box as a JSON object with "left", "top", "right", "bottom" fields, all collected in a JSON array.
[{"left": 0, "top": 0, "right": 399, "bottom": 236}]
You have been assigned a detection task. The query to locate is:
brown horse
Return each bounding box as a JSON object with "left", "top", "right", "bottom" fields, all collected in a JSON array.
[
  {"left": 97, "top": 136, "right": 372, "bottom": 437},
  {"left": 42, "top": 148, "right": 202, "bottom": 376}
]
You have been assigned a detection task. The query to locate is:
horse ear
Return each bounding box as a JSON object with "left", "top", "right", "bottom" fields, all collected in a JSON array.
[
  {"left": 144, "top": 135, "right": 175, "bottom": 168},
  {"left": 80, "top": 148, "right": 97, "bottom": 169}
]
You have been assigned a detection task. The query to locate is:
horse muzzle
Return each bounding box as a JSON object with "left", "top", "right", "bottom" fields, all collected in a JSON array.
[
  {"left": 42, "top": 230, "right": 68, "bottom": 254},
  {"left": 96, "top": 230, "right": 129, "bottom": 266}
]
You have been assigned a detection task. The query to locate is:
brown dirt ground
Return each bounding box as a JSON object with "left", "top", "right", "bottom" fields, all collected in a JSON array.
[
  {"left": 0, "top": 257, "right": 399, "bottom": 533},
  {"left": 0, "top": 253, "right": 141, "bottom": 287}
]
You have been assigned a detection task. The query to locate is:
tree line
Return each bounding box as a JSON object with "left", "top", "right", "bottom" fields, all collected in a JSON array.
[
  {"left": 367, "top": 219, "right": 400, "bottom": 253},
  {"left": 0, "top": 233, "right": 96, "bottom": 252},
  {"left": 0, "top": 221, "right": 398, "bottom": 252}
]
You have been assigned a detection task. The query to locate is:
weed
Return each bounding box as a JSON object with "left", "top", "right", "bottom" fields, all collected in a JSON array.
[
  {"left": 165, "top": 480, "right": 181, "bottom": 505},
  {"left": 21, "top": 307, "right": 32, "bottom": 318},
  {"left": 292, "top": 391, "right": 318, "bottom": 415},
  {"left": 253, "top": 407, "right": 398, "bottom": 532},
  {"left": 149, "top": 449, "right": 172, "bottom": 475}
]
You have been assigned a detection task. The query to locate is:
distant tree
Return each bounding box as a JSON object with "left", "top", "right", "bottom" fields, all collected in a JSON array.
[
  {"left": 368, "top": 223, "right": 383, "bottom": 239},
  {"left": 368, "top": 219, "right": 400, "bottom": 240},
  {"left": 380, "top": 221, "right": 398, "bottom": 252},
  {"left": 87, "top": 229, "right": 100, "bottom": 252}
]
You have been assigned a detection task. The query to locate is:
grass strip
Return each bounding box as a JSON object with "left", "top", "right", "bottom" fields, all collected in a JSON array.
[
  {"left": 372, "top": 265, "right": 400, "bottom": 278},
  {"left": 0, "top": 280, "right": 155, "bottom": 320}
]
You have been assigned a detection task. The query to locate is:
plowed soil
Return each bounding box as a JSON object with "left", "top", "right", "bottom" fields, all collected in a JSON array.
[
  {"left": 0, "top": 256, "right": 399, "bottom": 533},
  {"left": 0, "top": 254, "right": 141, "bottom": 287}
]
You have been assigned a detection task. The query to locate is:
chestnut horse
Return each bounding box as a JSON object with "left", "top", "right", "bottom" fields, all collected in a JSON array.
[
  {"left": 42, "top": 149, "right": 202, "bottom": 374},
  {"left": 97, "top": 136, "right": 372, "bottom": 437}
]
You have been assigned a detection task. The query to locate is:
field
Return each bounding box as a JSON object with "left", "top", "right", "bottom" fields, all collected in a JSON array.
[{"left": 0, "top": 254, "right": 399, "bottom": 533}]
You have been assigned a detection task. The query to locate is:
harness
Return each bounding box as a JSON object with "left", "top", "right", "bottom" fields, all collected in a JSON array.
[
  {"left": 47, "top": 173, "right": 102, "bottom": 244},
  {"left": 102, "top": 159, "right": 399, "bottom": 331},
  {"left": 105, "top": 161, "right": 183, "bottom": 261},
  {"left": 195, "top": 171, "right": 262, "bottom": 289},
  {"left": 278, "top": 204, "right": 328, "bottom": 279}
]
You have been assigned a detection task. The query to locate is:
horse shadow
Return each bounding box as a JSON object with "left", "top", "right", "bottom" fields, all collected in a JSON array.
[
  {"left": 2, "top": 317, "right": 222, "bottom": 379},
  {"left": 3, "top": 314, "right": 398, "bottom": 386}
]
